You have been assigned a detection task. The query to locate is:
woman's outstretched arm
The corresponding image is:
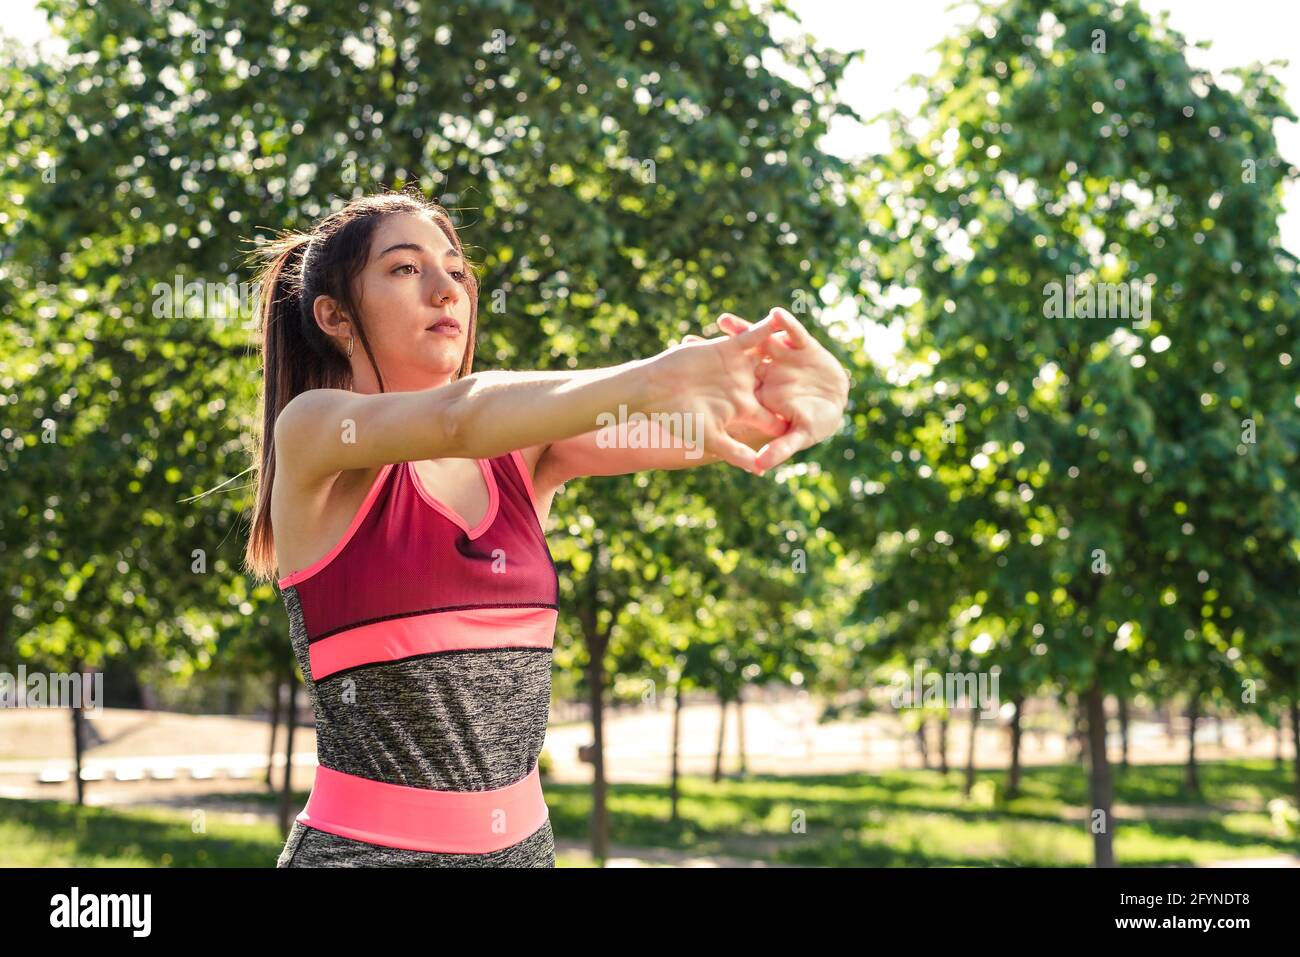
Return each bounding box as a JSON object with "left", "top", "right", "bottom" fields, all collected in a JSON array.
[{"left": 272, "top": 315, "right": 787, "bottom": 491}]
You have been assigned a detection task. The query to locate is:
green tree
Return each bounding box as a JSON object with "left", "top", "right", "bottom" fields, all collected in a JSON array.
[{"left": 859, "top": 0, "right": 1299, "bottom": 866}]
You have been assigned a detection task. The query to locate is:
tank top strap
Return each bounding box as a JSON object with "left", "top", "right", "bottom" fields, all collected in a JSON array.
[{"left": 491, "top": 449, "right": 543, "bottom": 514}]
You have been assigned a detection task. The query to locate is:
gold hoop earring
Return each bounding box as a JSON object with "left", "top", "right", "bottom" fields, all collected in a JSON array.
[{"left": 346, "top": 336, "right": 355, "bottom": 358}]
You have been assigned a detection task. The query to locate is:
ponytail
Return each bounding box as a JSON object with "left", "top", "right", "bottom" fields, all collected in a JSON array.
[{"left": 242, "top": 231, "right": 351, "bottom": 583}]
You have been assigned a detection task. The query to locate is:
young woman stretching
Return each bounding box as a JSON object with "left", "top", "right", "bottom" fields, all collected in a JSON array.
[{"left": 243, "top": 190, "right": 850, "bottom": 867}]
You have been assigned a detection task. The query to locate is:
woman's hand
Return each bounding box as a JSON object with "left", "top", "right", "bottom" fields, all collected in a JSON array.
[
  {"left": 716, "top": 307, "right": 851, "bottom": 472},
  {"left": 670, "top": 332, "right": 789, "bottom": 452},
  {"left": 647, "top": 315, "right": 792, "bottom": 475}
]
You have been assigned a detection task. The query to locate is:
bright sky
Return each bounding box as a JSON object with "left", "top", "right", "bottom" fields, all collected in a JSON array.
[
  {"left": 5, "top": 0, "right": 1297, "bottom": 363},
  {"left": 767, "top": 0, "right": 1299, "bottom": 245}
]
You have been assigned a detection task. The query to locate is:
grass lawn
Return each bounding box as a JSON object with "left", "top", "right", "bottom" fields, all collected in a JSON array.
[{"left": 2, "top": 759, "right": 1296, "bottom": 867}]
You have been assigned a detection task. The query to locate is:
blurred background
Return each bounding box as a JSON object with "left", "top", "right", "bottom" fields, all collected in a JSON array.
[{"left": 1, "top": 0, "right": 1297, "bottom": 868}]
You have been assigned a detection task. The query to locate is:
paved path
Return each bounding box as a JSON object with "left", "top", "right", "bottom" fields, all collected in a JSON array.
[{"left": 5, "top": 699, "right": 1290, "bottom": 790}]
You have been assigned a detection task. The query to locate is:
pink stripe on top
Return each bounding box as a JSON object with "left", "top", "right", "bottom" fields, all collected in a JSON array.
[
  {"left": 309, "top": 605, "right": 559, "bottom": 681},
  {"left": 510, "top": 449, "right": 542, "bottom": 509},
  {"left": 296, "top": 761, "right": 550, "bottom": 854}
]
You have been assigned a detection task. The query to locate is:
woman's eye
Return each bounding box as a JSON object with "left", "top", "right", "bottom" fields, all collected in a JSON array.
[
  {"left": 451, "top": 270, "right": 467, "bottom": 280},
  {"left": 393, "top": 263, "right": 418, "bottom": 275}
]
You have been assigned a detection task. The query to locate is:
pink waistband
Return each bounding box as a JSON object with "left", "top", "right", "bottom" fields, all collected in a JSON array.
[{"left": 295, "top": 762, "right": 549, "bottom": 855}]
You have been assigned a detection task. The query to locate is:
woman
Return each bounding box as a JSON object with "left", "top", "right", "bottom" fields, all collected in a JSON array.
[{"left": 244, "top": 190, "right": 849, "bottom": 867}]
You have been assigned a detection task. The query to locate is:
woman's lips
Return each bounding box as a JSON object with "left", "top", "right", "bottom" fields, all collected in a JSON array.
[{"left": 427, "top": 320, "right": 460, "bottom": 335}]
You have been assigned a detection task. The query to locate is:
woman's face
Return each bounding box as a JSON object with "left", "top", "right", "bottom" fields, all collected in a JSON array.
[{"left": 321, "top": 212, "right": 474, "bottom": 393}]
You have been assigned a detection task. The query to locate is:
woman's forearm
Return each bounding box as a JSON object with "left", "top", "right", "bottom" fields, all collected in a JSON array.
[{"left": 443, "top": 356, "right": 671, "bottom": 460}]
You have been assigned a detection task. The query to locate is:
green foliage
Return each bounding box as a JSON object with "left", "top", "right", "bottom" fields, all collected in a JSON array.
[
  {"left": 852, "top": 0, "right": 1299, "bottom": 721},
  {"left": 0, "top": 0, "right": 865, "bottom": 701}
]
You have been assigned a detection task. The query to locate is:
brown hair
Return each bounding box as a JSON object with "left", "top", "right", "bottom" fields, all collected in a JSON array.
[{"left": 241, "top": 188, "right": 479, "bottom": 583}]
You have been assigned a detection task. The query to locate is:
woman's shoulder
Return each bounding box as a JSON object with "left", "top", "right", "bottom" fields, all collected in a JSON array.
[{"left": 275, "top": 388, "right": 353, "bottom": 438}]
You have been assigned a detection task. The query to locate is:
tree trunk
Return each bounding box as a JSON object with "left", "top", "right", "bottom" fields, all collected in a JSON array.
[
  {"left": 1007, "top": 694, "right": 1024, "bottom": 799},
  {"left": 1084, "top": 682, "right": 1115, "bottom": 868},
  {"left": 669, "top": 681, "right": 682, "bottom": 823},
  {"left": 937, "top": 710, "right": 950, "bottom": 774},
  {"left": 963, "top": 704, "right": 978, "bottom": 798},
  {"left": 586, "top": 641, "right": 609, "bottom": 864},
  {"left": 1072, "top": 693, "right": 1088, "bottom": 763},
  {"left": 577, "top": 555, "right": 611, "bottom": 865},
  {"left": 277, "top": 676, "right": 299, "bottom": 837},
  {"left": 1117, "top": 693, "right": 1129, "bottom": 769},
  {"left": 266, "top": 673, "right": 282, "bottom": 790},
  {"left": 1276, "top": 719, "right": 1284, "bottom": 771},
  {"left": 1290, "top": 698, "right": 1300, "bottom": 810},
  {"left": 713, "top": 694, "right": 727, "bottom": 783},
  {"left": 737, "top": 688, "right": 747, "bottom": 777},
  {"left": 916, "top": 718, "right": 930, "bottom": 770},
  {"left": 70, "top": 658, "right": 86, "bottom": 806},
  {"left": 1185, "top": 693, "right": 1200, "bottom": 796}
]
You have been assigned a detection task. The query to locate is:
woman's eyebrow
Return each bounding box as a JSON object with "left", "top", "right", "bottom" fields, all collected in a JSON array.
[{"left": 375, "top": 242, "right": 464, "bottom": 262}]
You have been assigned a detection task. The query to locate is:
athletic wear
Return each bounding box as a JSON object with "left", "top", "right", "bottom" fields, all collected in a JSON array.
[{"left": 274, "top": 451, "right": 559, "bottom": 867}]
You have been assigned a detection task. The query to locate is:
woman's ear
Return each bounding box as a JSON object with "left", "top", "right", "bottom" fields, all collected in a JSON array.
[{"left": 312, "top": 294, "right": 351, "bottom": 345}]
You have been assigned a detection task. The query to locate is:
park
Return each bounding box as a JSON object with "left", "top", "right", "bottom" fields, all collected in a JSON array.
[{"left": 0, "top": 0, "right": 1296, "bottom": 919}]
